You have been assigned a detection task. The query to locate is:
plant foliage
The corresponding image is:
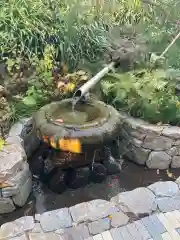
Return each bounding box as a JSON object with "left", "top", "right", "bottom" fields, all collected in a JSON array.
[{"left": 101, "top": 69, "right": 180, "bottom": 125}]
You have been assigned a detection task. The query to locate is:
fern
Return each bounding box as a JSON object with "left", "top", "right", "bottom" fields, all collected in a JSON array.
[{"left": 101, "top": 69, "right": 180, "bottom": 125}]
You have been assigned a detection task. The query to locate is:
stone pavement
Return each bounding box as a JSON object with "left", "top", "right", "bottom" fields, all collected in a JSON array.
[
  {"left": 1, "top": 179, "right": 180, "bottom": 239},
  {"left": 1, "top": 210, "right": 180, "bottom": 239}
]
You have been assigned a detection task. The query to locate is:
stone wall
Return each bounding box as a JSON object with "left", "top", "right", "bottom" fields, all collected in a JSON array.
[
  {"left": 118, "top": 112, "right": 180, "bottom": 169},
  {"left": 0, "top": 118, "right": 40, "bottom": 214}
]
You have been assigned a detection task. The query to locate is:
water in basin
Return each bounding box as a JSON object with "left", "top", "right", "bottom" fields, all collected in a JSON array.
[
  {"left": 56, "top": 111, "right": 88, "bottom": 125},
  {"left": 50, "top": 100, "right": 100, "bottom": 125}
]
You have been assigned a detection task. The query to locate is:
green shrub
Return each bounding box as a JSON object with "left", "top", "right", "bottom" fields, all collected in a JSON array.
[
  {"left": 0, "top": 0, "right": 111, "bottom": 70},
  {"left": 101, "top": 69, "right": 180, "bottom": 125}
]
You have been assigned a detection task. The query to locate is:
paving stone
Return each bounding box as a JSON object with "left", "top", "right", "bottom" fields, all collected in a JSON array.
[
  {"left": 146, "top": 151, "right": 171, "bottom": 169},
  {"left": 165, "top": 212, "right": 180, "bottom": 228},
  {"left": 148, "top": 181, "right": 179, "bottom": 197},
  {"left": 28, "top": 232, "right": 63, "bottom": 240},
  {"left": 56, "top": 223, "right": 90, "bottom": 239},
  {"left": 39, "top": 208, "right": 72, "bottom": 232},
  {"left": 149, "top": 215, "right": 166, "bottom": 233},
  {"left": 111, "top": 187, "right": 157, "bottom": 216},
  {"left": 101, "top": 231, "right": 114, "bottom": 240},
  {"left": 157, "top": 213, "right": 180, "bottom": 239},
  {"left": 118, "top": 226, "right": 132, "bottom": 240},
  {"left": 2, "top": 162, "right": 31, "bottom": 197},
  {"left": 0, "top": 197, "right": 15, "bottom": 214},
  {"left": 134, "top": 220, "right": 151, "bottom": 240},
  {"left": 69, "top": 199, "right": 119, "bottom": 223},
  {"left": 0, "top": 216, "right": 34, "bottom": 239},
  {"left": 171, "top": 210, "right": 180, "bottom": 222},
  {"left": 176, "top": 176, "right": 180, "bottom": 186},
  {"left": 110, "top": 228, "right": 123, "bottom": 240},
  {"left": 161, "top": 232, "right": 174, "bottom": 239},
  {"left": 156, "top": 196, "right": 180, "bottom": 212},
  {"left": 88, "top": 218, "right": 110, "bottom": 235},
  {"left": 12, "top": 175, "right": 32, "bottom": 207},
  {"left": 93, "top": 234, "right": 103, "bottom": 240},
  {"left": 126, "top": 222, "right": 143, "bottom": 239},
  {"left": 141, "top": 216, "right": 163, "bottom": 240},
  {"left": 9, "top": 234, "right": 28, "bottom": 240},
  {"left": 75, "top": 223, "right": 90, "bottom": 239},
  {"left": 31, "top": 223, "right": 43, "bottom": 233},
  {"left": 111, "top": 211, "right": 129, "bottom": 228}
]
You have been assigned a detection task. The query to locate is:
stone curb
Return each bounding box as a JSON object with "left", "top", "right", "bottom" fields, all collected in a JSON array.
[{"left": 1, "top": 179, "right": 180, "bottom": 239}]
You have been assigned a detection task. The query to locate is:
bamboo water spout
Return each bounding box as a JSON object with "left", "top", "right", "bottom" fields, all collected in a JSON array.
[{"left": 73, "top": 62, "right": 115, "bottom": 102}]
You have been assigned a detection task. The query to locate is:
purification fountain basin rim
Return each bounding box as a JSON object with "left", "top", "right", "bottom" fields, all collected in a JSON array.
[{"left": 33, "top": 98, "right": 122, "bottom": 145}]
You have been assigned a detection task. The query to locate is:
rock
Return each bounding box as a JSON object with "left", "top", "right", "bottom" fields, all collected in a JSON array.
[
  {"left": 131, "top": 138, "right": 143, "bottom": 147},
  {"left": 176, "top": 176, "right": 180, "bottom": 185},
  {"left": 156, "top": 196, "right": 180, "bottom": 212},
  {"left": 123, "top": 115, "right": 163, "bottom": 136},
  {"left": 120, "top": 128, "right": 129, "bottom": 140},
  {"left": 111, "top": 211, "right": 129, "bottom": 228},
  {"left": 131, "top": 146, "right": 150, "bottom": 165},
  {"left": 167, "top": 147, "right": 178, "bottom": 157},
  {"left": 0, "top": 216, "right": 34, "bottom": 239},
  {"left": 69, "top": 199, "right": 119, "bottom": 224},
  {"left": 6, "top": 136, "right": 24, "bottom": 146},
  {"left": 111, "top": 187, "right": 157, "bottom": 216},
  {"left": 143, "top": 135, "right": 172, "bottom": 151},
  {"left": 88, "top": 218, "right": 110, "bottom": 235},
  {"left": 56, "top": 223, "right": 90, "bottom": 239},
  {"left": 129, "top": 130, "right": 146, "bottom": 141},
  {"left": 28, "top": 232, "right": 61, "bottom": 240},
  {"left": 12, "top": 175, "right": 32, "bottom": 207},
  {"left": 9, "top": 117, "right": 40, "bottom": 158},
  {"left": 2, "top": 138, "right": 26, "bottom": 158},
  {"left": 162, "top": 126, "right": 180, "bottom": 139},
  {"left": 103, "top": 157, "right": 121, "bottom": 174},
  {"left": 0, "top": 150, "right": 25, "bottom": 182},
  {"left": 148, "top": 181, "right": 179, "bottom": 197},
  {"left": 39, "top": 208, "right": 72, "bottom": 232},
  {"left": 0, "top": 197, "right": 15, "bottom": 214},
  {"left": 171, "top": 156, "right": 180, "bottom": 168},
  {"left": 21, "top": 118, "right": 40, "bottom": 157},
  {"left": 173, "top": 140, "right": 180, "bottom": 146},
  {"left": 31, "top": 223, "right": 43, "bottom": 233},
  {"left": 146, "top": 151, "right": 171, "bottom": 169},
  {"left": 24, "top": 134, "right": 40, "bottom": 158},
  {"left": 2, "top": 162, "right": 31, "bottom": 197},
  {"left": 9, "top": 122, "right": 24, "bottom": 137},
  {"left": 11, "top": 234, "right": 29, "bottom": 240}
]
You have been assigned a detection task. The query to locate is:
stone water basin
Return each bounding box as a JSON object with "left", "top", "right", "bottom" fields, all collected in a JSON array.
[{"left": 32, "top": 99, "right": 122, "bottom": 193}]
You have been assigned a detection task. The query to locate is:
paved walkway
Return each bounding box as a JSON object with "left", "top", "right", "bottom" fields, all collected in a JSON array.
[
  {"left": 1, "top": 210, "right": 180, "bottom": 239},
  {"left": 90, "top": 210, "right": 180, "bottom": 240}
]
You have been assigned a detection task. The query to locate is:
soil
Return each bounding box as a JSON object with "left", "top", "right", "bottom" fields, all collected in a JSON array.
[{"left": 0, "top": 146, "right": 180, "bottom": 226}]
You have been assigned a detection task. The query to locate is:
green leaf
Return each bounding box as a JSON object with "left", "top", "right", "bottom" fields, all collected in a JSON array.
[{"left": 23, "top": 96, "right": 37, "bottom": 106}]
